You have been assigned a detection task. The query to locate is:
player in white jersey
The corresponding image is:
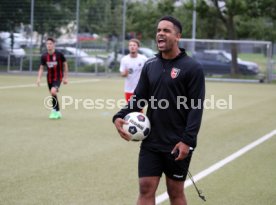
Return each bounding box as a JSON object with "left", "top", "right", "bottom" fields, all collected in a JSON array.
[{"left": 119, "top": 38, "right": 148, "bottom": 102}]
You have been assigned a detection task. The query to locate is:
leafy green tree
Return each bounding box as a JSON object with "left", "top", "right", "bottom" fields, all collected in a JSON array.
[
  {"left": 79, "top": 0, "right": 111, "bottom": 34},
  {"left": 0, "top": 0, "right": 75, "bottom": 51},
  {"left": 195, "top": 0, "right": 249, "bottom": 75},
  {"left": 126, "top": 1, "right": 159, "bottom": 40},
  {"left": 33, "top": 0, "right": 75, "bottom": 51},
  {"left": 0, "top": 0, "right": 30, "bottom": 31},
  {"left": 246, "top": 0, "right": 276, "bottom": 20},
  {"left": 126, "top": 0, "right": 193, "bottom": 40},
  {"left": 184, "top": 1, "right": 225, "bottom": 39},
  {"left": 157, "top": 0, "right": 175, "bottom": 14},
  {"left": 240, "top": 0, "right": 276, "bottom": 43}
]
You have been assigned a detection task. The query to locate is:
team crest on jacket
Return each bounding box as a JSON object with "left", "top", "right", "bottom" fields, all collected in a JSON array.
[{"left": 171, "top": 67, "right": 180, "bottom": 79}]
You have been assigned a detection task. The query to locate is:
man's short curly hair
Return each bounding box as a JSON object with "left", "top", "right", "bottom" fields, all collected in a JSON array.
[
  {"left": 46, "top": 37, "right": 56, "bottom": 43},
  {"left": 158, "top": 16, "right": 182, "bottom": 34}
]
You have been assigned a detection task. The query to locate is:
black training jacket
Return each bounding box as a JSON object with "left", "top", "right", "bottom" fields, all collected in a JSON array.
[{"left": 113, "top": 48, "right": 205, "bottom": 152}]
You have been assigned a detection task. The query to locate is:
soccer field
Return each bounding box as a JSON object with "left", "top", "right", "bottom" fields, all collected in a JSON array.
[{"left": 0, "top": 74, "right": 275, "bottom": 205}]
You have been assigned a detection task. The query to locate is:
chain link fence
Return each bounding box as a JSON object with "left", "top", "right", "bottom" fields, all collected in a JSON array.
[
  {"left": 0, "top": 0, "right": 275, "bottom": 82},
  {"left": 0, "top": 0, "right": 125, "bottom": 74},
  {"left": 179, "top": 39, "right": 275, "bottom": 83}
]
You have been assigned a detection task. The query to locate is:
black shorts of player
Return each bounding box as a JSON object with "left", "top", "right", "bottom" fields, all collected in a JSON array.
[
  {"left": 138, "top": 147, "right": 193, "bottom": 181},
  {"left": 47, "top": 81, "right": 61, "bottom": 91}
]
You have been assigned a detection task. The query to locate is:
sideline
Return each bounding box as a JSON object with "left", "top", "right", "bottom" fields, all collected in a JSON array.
[
  {"left": 0, "top": 79, "right": 100, "bottom": 90},
  {"left": 156, "top": 129, "right": 276, "bottom": 204}
]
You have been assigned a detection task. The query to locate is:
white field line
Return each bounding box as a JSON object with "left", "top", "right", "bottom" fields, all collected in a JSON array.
[
  {"left": 0, "top": 79, "right": 100, "bottom": 90},
  {"left": 156, "top": 129, "right": 276, "bottom": 204}
]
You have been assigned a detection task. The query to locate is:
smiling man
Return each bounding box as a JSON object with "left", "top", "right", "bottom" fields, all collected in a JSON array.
[{"left": 113, "top": 16, "right": 205, "bottom": 205}]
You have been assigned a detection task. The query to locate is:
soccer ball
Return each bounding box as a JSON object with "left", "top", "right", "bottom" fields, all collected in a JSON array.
[{"left": 123, "top": 112, "right": 151, "bottom": 141}]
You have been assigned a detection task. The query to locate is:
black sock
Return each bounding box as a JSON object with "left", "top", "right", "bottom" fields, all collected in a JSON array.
[{"left": 52, "top": 95, "right": 60, "bottom": 111}]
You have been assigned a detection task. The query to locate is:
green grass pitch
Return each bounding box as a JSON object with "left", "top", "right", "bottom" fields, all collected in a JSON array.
[{"left": 0, "top": 74, "right": 275, "bottom": 205}]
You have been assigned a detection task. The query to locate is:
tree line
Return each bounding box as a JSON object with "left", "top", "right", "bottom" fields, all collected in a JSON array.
[{"left": 1, "top": 0, "right": 275, "bottom": 41}]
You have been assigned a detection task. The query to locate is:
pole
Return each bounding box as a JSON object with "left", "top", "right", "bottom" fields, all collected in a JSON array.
[
  {"left": 122, "top": 0, "right": 126, "bottom": 55},
  {"left": 266, "top": 42, "right": 273, "bottom": 83},
  {"left": 75, "top": 0, "right": 80, "bottom": 73},
  {"left": 191, "top": 0, "right": 197, "bottom": 55},
  {"left": 29, "top": 0, "right": 34, "bottom": 71}
]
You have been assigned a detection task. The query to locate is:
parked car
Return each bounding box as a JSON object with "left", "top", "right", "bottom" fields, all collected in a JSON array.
[
  {"left": 192, "top": 50, "right": 260, "bottom": 75},
  {"left": 77, "top": 33, "right": 99, "bottom": 41},
  {"left": 0, "top": 37, "right": 26, "bottom": 64},
  {"left": 55, "top": 47, "right": 104, "bottom": 66},
  {"left": 106, "top": 47, "right": 156, "bottom": 68}
]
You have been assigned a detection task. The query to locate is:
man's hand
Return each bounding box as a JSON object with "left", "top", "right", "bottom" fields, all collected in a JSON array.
[
  {"left": 63, "top": 77, "right": 68, "bottom": 85},
  {"left": 36, "top": 65, "right": 44, "bottom": 87},
  {"left": 36, "top": 78, "right": 41, "bottom": 87},
  {"left": 121, "top": 69, "right": 129, "bottom": 77},
  {"left": 171, "top": 142, "right": 190, "bottom": 161},
  {"left": 114, "top": 118, "right": 131, "bottom": 141}
]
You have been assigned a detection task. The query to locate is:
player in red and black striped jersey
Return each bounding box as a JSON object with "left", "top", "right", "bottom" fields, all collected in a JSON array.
[{"left": 36, "top": 37, "right": 68, "bottom": 119}]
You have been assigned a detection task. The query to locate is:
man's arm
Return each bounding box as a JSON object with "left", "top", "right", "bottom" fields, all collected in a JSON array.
[
  {"left": 182, "top": 64, "right": 205, "bottom": 148},
  {"left": 120, "top": 69, "right": 128, "bottom": 77},
  {"left": 36, "top": 65, "right": 44, "bottom": 86},
  {"left": 119, "top": 57, "right": 128, "bottom": 77},
  {"left": 173, "top": 63, "right": 205, "bottom": 160}
]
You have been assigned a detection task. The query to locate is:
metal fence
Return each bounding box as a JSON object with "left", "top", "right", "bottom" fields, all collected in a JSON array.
[
  {"left": 0, "top": 0, "right": 125, "bottom": 74},
  {"left": 0, "top": 0, "right": 275, "bottom": 82},
  {"left": 179, "top": 39, "right": 275, "bottom": 82}
]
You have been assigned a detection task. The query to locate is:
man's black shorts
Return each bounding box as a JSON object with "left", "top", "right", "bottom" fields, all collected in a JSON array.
[
  {"left": 47, "top": 81, "right": 61, "bottom": 91},
  {"left": 138, "top": 147, "right": 193, "bottom": 181}
]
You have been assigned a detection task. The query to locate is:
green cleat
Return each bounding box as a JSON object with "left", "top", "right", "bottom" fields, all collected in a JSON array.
[
  {"left": 56, "top": 111, "right": 62, "bottom": 119},
  {"left": 49, "top": 110, "right": 62, "bottom": 119},
  {"left": 49, "top": 110, "right": 57, "bottom": 119}
]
